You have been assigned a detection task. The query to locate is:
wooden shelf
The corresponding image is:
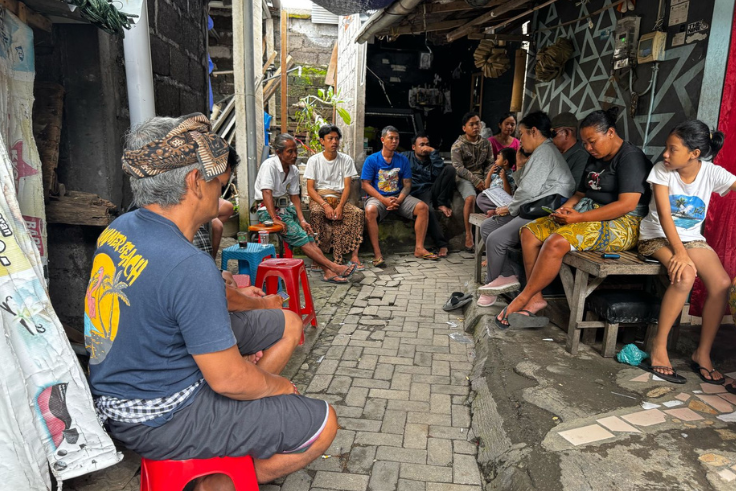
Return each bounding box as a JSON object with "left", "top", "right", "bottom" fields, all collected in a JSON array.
[{"left": 46, "top": 191, "right": 117, "bottom": 227}]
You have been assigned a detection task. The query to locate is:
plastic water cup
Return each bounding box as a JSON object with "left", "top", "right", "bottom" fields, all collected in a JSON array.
[
  {"left": 258, "top": 231, "right": 269, "bottom": 244},
  {"left": 236, "top": 232, "right": 248, "bottom": 248}
]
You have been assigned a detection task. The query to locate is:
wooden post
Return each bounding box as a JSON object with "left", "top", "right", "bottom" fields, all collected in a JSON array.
[
  {"left": 280, "top": 10, "right": 288, "bottom": 133},
  {"left": 265, "top": 17, "right": 276, "bottom": 117},
  {"left": 510, "top": 49, "right": 526, "bottom": 112}
]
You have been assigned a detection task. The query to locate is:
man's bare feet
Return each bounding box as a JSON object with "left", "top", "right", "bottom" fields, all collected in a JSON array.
[
  {"left": 414, "top": 248, "right": 439, "bottom": 260},
  {"left": 244, "top": 350, "right": 264, "bottom": 364},
  {"left": 465, "top": 233, "right": 474, "bottom": 250},
  {"left": 438, "top": 205, "right": 452, "bottom": 218},
  {"left": 481, "top": 260, "right": 487, "bottom": 267},
  {"left": 438, "top": 247, "right": 449, "bottom": 258},
  {"left": 521, "top": 297, "right": 547, "bottom": 315}
]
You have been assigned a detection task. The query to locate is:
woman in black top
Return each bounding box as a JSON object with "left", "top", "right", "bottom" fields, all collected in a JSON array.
[{"left": 496, "top": 108, "right": 652, "bottom": 328}]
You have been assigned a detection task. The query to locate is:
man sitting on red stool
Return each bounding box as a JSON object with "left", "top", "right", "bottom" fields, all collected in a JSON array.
[
  {"left": 254, "top": 133, "right": 357, "bottom": 284},
  {"left": 85, "top": 114, "right": 337, "bottom": 490}
]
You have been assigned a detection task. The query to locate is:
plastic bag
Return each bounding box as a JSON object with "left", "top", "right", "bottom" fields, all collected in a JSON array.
[{"left": 616, "top": 343, "right": 649, "bottom": 366}]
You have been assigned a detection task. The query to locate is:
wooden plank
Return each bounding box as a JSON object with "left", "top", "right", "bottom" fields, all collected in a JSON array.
[
  {"left": 280, "top": 11, "right": 288, "bottom": 134},
  {"left": 468, "top": 33, "right": 530, "bottom": 42},
  {"left": 484, "top": 0, "right": 561, "bottom": 34},
  {"left": 262, "top": 51, "right": 276, "bottom": 74},
  {"left": 46, "top": 191, "right": 117, "bottom": 227},
  {"left": 382, "top": 18, "right": 467, "bottom": 36},
  {"left": 0, "top": 0, "right": 52, "bottom": 31},
  {"left": 558, "top": 263, "right": 575, "bottom": 307},
  {"left": 565, "top": 269, "right": 589, "bottom": 355},
  {"left": 32, "top": 82, "right": 64, "bottom": 200},
  {"left": 426, "top": 0, "right": 503, "bottom": 14},
  {"left": 446, "top": 0, "right": 530, "bottom": 42},
  {"left": 469, "top": 212, "right": 486, "bottom": 227},
  {"left": 602, "top": 321, "right": 618, "bottom": 358},
  {"left": 263, "top": 55, "right": 294, "bottom": 103},
  {"left": 325, "top": 42, "right": 338, "bottom": 87}
]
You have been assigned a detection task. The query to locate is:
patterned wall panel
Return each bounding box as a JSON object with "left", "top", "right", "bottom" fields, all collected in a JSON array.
[{"left": 524, "top": 0, "right": 715, "bottom": 162}]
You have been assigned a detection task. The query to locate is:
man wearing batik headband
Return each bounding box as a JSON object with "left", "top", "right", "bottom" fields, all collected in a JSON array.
[
  {"left": 254, "top": 133, "right": 358, "bottom": 283},
  {"left": 86, "top": 114, "right": 337, "bottom": 489}
]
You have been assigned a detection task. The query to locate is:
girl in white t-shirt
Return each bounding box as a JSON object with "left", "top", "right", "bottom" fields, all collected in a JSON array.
[{"left": 638, "top": 120, "right": 736, "bottom": 386}]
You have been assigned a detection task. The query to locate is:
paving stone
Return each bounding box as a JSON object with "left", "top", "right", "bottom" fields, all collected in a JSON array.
[
  {"left": 453, "top": 440, "right": 479, "bottom": 455},
  {"left": 339, "top": 417, "right": 383, "bottom": 432},
  {"left": 432, "top": 385, "right": 470, "bottom": 396},
  {"left": 336, "top": 367, "right": 376, "bottom": 379},
  {"left": 427, "top": 438, "right": 453, "bottom": 466},
  {"left": 382, "top": 337, "right": 401, "bottom": 349},
  {"left": 391, "top": 372, "right": 413, "bottom": 391},
  {"left": 428, "top": 425, "right": 469, "bottom": 440},
  {"left": 379, "top": 356, "right": 415, "bottom": 366},
  {"left": 403, "top": 423, "right": 429, "bottom": 449},
  {"left": 400, "top": 337, "right": 434, "bottom": 346},
  {"left": 452, "top": 404, "right": 471, "bottom": 427},
  {"left": 363, "top": 397, "right": 388, "bottom": 420},
  {"left": 406, "top": 412, "right": 453, "bottom": 426},
  {"left": 414, "top": 352, "right": 433, "bottom": 367},
  {"left": 430, "top": 393, "right": 452, "bottom": 415},
  {"left": 316, "top": 359, "right": 339, "bottom": 375},
  {"left": 452, "top": 395, "right": 467, "bottom": 405},
  {"left": 364, "top": 347, "right": 400, "bottom": 356},
  {"left": 381, "top": 409, "right": 408, "bottom": 434},
  {"left": 413, "top": 375, "right": 451, "bottom": 385},
  {"left": 307, "top": 374, "right": 333, "bottom": 393},
  {"left": 340, "top": 360, "right": 358, "bottom": 368},
  {"left": 357, "top": 354, "right": 379, "bottom": 370},
  {"left": 351, "top": 330, "right": 372, "bottom": 340},
  {"left": 398, "top": 343, "right": 417, "bottom": 359},
  {"left": 345, "top": 386, "right": 369, "bottom": 407},
  {"left": 335, "top": 405, "right": 365, "bottom": 418},
  {"left": 396, "top": 366, "right": 432, "bottom": 375},
  {"left": 312, "top": 471, "right": 369, "bottom": 491},
  {"left": 400, "top": 463, "right": 453, "bottom": 483},
  {"left": 369, "top": 388, "right": 410, "bottom": 401},
  {"left": 343, "top": 346, "right": 364, "bottom": 360},
  {"left": 332, "top": 333, "right": 352, "bottom": 345},
  {"left": 426, "top": 485, "right": 481, "bottom": 491},
  {"left": 353, "top": 378, "right": 391, "bottom": 389},
  {"left": 453, "top": 454, "right": 482, "bottom": 485},
  {"left": 354, "top": 431, "right": 404, "bottom": 447},
  {"left": 325, "top": 345, "right": 347, "bottom": 359},
  {"left": 415, "top": 345, "right": 450, "bottom": 353},
  {"left": 307, "top": 453, "right": 346, "bottom": 472},
  {"left": 350, "top": 339, "right": 384, "bottom": 348},
  {"left": 376, "top": 446, "right": 427, "bottom": 464},
  {"left": 327, "top": 429, "right": 355, "bottom": 455},
  {"left": 347, "top": 445, "right": 377, "bottom": 474},
  {"left": 410, "top": 382, "right": 431, "bottom": 402},
  {"left": 327, "top": 375, "right": 353, "bottom": 394},
  {"left": 433, "top": 335, "right": 450, "bottom": 347},
  {"left": 387, "top": 400, "right": 431, "bottom": 412},
  {"left": 374, "top": 363, "right": 396, "bottom": 380}
]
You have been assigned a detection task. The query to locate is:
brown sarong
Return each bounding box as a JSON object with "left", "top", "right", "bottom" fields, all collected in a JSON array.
[{"left": 308, "top": 194, "right": 364, "bottom": 264}]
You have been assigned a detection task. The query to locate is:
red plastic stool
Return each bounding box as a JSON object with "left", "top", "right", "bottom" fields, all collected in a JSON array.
[
  {"left": 248, "top": 223, "right": 293, "bottom": 258},
  {"left": 140, "top": 455, "right": 259, "bottom": 491},
  {"left": 254, "top": 258, "right": 317, "bottom": 345}
]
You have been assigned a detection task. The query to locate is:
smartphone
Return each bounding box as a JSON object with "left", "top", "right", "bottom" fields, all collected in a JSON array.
[
  {"left": 637, "top": 254, "right": 660, "bottom": 264},
  {"left": 278, "top": 291, "right": 290, "bottom": 302},
  {"left": 601, "top": 253, "right": 620, "bottom": 259},
  {"left": 541, "top": 206, "right": 556, "bottom": 214},
  {"left": 264, "top": 220, "right": 274, "bottom": 226}
]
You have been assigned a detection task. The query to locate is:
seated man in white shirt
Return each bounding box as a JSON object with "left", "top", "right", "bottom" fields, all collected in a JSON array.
[{"left": 254, "top": 133, "right": 357, "bottom": 283}]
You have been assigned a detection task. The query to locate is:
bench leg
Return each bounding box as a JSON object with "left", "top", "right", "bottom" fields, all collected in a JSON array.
[
  {"left": 566, "top": 270, "right": 589, "bottom": 355},
  {"left": 602, "top": 321, "right": 619, "bottom": 358},
  {"left": 474, "top": 233, "right": 484, "bottom": 284}
]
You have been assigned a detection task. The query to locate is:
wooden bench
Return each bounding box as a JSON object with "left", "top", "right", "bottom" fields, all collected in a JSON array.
[
  {"left": 557, "top": 250, "right": 670, "bottom": 355},
  {"left": 469, "top": 213, "right": 487, "bottom": 283}
]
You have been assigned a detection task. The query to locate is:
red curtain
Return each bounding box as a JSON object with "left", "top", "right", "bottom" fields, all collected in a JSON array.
[{"left": 690, "top": 7, "right": 736, "bottom": 316}]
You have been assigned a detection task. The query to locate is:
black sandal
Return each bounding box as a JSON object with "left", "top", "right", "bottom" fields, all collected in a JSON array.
[
  {"left": 690, "top": 361, "right": 725, "bottom": 385},
  {"left": 641, "top": 363, "right": 687, "bottom": 384},
  {"left": 495, "top": 307, "right": 510, "bottom": 330}
]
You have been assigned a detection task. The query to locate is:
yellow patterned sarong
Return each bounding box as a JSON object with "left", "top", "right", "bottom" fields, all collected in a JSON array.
[
  {"left": 728, "top": 285, "right": 736, "bottom": 325},
  {"left": 523, "top": 212, "right": 642, "bottom": 252}
]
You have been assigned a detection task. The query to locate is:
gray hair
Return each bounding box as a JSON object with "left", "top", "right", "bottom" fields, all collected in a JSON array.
[
  {"left": 125, "top": 116, "right": 208, "bottom": 208},
  {"left": 272, "top": 133, "right": 296, "bottom": 153},
  {"left": 381, "top": 126, "right": 399, "bottom": 137}
]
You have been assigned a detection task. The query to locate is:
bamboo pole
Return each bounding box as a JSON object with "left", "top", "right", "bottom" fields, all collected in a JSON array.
[
  {"left": 510, "top": 49, "right": 527, "bottom": 112},
  {"left": 280, "top": 11, "right": 288, "bottom": 133}
]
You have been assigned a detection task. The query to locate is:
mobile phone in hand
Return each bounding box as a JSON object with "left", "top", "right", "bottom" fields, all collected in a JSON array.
[
  {"left": 278, "top": 291, "right": 290, "bottom": 302},
  {"left": 541, "top": 206, "right": 556, "bottom": 214}
]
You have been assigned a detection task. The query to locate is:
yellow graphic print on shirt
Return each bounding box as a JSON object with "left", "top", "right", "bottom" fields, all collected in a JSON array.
[
  {"left": 84, "top": 228, "right": 149, "bottom": 364},
  {"left": 378, "top": 168, "right": 400, "bottom": 194}
]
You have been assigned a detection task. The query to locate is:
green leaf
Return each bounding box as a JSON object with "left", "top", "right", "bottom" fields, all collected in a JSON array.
[
  {"left": 317, "top": 88, "right": 325, "bottom": 98},
  {"left": 337, "top": 107, "right": 351, "bottom": 125}
]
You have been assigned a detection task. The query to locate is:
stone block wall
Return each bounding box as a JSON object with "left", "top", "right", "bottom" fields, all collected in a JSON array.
[
  {"left": 335, "top": 14, "right": 366, "bottom": 165},
  {"left": 209, "top": 6, "right": 234, "bottom": 104}
]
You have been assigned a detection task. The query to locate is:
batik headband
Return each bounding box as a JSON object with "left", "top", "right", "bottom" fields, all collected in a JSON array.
[{"left": 122, "top": 113, "right": 229, "bottom": 180}]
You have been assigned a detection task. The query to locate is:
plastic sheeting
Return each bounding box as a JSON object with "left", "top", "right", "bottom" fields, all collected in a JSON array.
[
  {"left": 311, "top": 0, "right": 395, "bottom": 16},
  {"left": 0, "top": 7, "right": 120, "bottom": 490}
]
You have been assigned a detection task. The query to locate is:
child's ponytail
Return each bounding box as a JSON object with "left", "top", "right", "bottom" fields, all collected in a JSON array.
[{"left": 670, "top": 120, "right": 726, "bottom": 161}]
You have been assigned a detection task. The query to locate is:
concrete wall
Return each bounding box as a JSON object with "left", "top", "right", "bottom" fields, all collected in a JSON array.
[{"left": 36, "top": 2, "right": 210, "bottom": 330}]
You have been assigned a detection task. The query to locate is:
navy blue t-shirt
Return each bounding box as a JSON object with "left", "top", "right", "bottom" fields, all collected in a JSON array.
[
  {"left": 361, "top": 152, "right": 412, "bottom": 197},
  {"left": 84, "top": 208, "right": 236, "bottom": 401}
]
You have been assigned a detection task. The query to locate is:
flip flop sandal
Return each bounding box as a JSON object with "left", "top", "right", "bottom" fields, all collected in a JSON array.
[
  {"left": 507, "top": 310, "right": 549, "bottom": 329},
  {"left": 347, "top": 260, "right": 366, "bottom": 271},
  {"left": 442, "top": 292, "right": 472, "bottom": 311},
  {"left": 495, "top": 307, "right": 510, "bottom": 330},
  {"left": 641, "top": 363, "right": 687, "bottom": 384},
  {"left": 417, "top": 253, "right": 440, "bottom": 261},
  {"left": 372, "top": 257, "right": 386, "bottom": 267},
  {"left": 339, "top": 263, "right": 357, "bottom": 279},
  {"left": 310, "top": 263, "right": 322, "bottom": 272},
  {"left": 690, "top": 362, "right": 725, "bottom": 385},
  {"left": 322, "top": 276, "right": 348, "bottom": 284},
  {"left": 464, "top": 246, "right": 475, "bottom": 253},
  {"left": 726, "top": 382, "right": 736, "bottom": 395}
]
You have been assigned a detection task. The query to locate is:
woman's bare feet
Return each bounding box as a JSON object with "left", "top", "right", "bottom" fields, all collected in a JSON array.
[
  {"left": 438, "top": 247, "right": 449, "bottom": 258},
  {"left": 438, "top": 205, "right": 452, "bottom": 218},
  {"left": 648, "top": 344, "right": 676, "bottom": 376},
  {"left": 691, "top": 352, "right": 724, "bottom": 382}
]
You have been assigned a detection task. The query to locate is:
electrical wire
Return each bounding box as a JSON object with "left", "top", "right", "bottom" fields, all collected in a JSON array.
[{"left": 366, "top": 66, "right": 393, "bottom": 107}]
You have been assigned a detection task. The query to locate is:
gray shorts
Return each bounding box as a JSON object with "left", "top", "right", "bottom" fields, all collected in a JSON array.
[
  {"left": 365, "top": 194, "right": 422, "bottom": 221},
  {"left": 106, "top": 309, "right": 330, "bottom": 460},
  {"left": 456, "top": 177, "right": 478, "bottom": 200}
]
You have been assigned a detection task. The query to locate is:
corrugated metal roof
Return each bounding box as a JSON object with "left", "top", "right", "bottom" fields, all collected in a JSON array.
[{"left": 312, "top": 4, "right": 340, "bottom": 24}]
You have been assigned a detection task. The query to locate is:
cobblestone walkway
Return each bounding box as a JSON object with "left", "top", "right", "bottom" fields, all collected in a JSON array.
[
  {"left": 267, "top": 253, "right": 481, "bottom": 491},
  {"left": 63, "top": 252, "right": 480, "bottom": 491}
]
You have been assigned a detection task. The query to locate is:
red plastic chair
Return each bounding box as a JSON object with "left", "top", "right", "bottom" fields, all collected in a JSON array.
[
  {"left": 140, "top": 455, "right": 259, "bottom": 491},
  {"left": 254, "top": 258, "right": 317, "bottom": 345}
]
